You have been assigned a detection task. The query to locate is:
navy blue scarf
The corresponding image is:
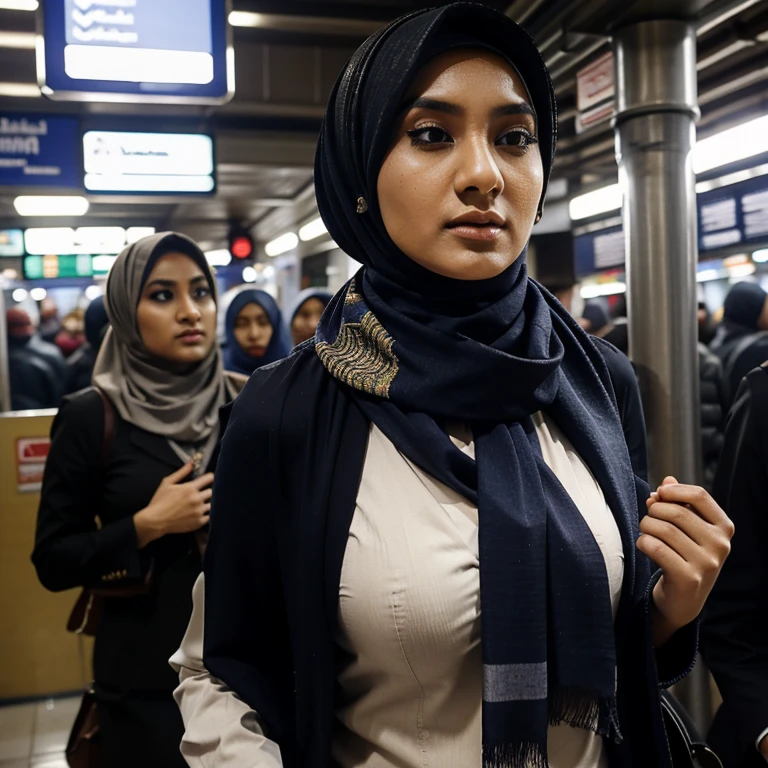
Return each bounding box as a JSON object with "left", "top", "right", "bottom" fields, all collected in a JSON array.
[
  {"left": 223, "top": 289, "right": 291, "bottom": 376},
  {"left": 313, "top": 3, "right": 642, "bottom": 766}
]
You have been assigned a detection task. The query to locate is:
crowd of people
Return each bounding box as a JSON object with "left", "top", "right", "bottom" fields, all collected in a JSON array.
[{"left": 10, "top": 2, "right": 768, "bottom": 768}]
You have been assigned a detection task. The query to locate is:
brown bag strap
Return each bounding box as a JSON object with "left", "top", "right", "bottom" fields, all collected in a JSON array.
[{"left": 93, "top": 388, "right": 115, "bottom": 467}]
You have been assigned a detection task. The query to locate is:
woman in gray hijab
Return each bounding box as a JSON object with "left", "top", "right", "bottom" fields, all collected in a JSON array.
[{"left": 32, "top": 233, "right": 245, "bottom": 768}]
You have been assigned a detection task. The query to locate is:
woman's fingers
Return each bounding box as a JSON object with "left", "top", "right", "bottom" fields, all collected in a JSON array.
[
  {"left": 638, "top": 515, "right": 700, "bottom": 562},
  {"left": 646, "top": 501, "right": 713, "bottom": 548},
  {"left": 636, "top": 533, "right": 687, "bottom": 572},
  {"left": 655, "top": 483, "right": 733, "bottom": 531}
]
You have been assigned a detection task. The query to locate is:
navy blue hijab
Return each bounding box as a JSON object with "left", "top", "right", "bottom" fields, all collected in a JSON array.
[
  {"left": 223, "top": 289, "right": 291, "bottom": 376},
  {"left": 314, "top": 4, "right": 640, "bottom": 766}
]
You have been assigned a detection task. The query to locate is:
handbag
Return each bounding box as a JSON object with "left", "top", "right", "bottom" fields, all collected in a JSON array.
[
  {"left": 65, "top": 687, "right": 101, "bottom": 768},
  {"left": 661, "top": 689, "right": 723, "bottom": 768}
]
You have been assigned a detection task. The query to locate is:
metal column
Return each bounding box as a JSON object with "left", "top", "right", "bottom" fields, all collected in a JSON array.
[
  {"left": 612, "top": 20, "right": 711, "bottom": 732},
  {"left": 0, "top": 283, "right": 10, "bottom": 412}
]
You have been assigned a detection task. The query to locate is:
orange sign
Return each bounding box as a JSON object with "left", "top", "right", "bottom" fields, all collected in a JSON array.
[{"left": 16, "top": 437, "right": 50, "bottom": 493}]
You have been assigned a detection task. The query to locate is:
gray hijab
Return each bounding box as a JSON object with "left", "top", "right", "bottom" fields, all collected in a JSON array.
[{"left": 93, "top": 232, "right": 242, "bottom": 465}]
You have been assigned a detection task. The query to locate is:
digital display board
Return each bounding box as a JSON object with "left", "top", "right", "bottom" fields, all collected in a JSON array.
[
  {"left": 0, "top": 115, "right": 80, "bottom": 188},
  {"left": 24, "top": 253, "right": 95, "bottom": 279},
  {"left": 83, "top": 130, "right": 215, "bottom": 193},
  {"left": 38, "top": 0, "right": 233, "bottom": 104}
]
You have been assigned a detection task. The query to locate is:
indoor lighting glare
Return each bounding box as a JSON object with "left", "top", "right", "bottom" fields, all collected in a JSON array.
[
  {"left": 694, "top": 114, "right": 768, "bottom": 174},
  {"left": 696, "top": 269, "right": 721, "bottom": 282},
  {"left": 242, "top": 266, "right": 258, "bottom": 283},
  {"left": 93, "top": 255, "right": 118, "bottom": 273},
  {"left": 0, "top": 82, "right": 40, "bottom": 98},
  {"left": 263, "top": 265, "right": 275, "bottom": 279},
  {"left": 11, "top": 288, "right": 28, "bottom": 303},
  {"left": 580, "top": 281, "right": 626, "bottom": 299},
  {"left": 753, "top": 249, "right": 768, "bottom": 263},
  {"left": 265, "top": 232, "right": 298, "bottom": 257},
  {"left": 299, "top": 217, "right": 328, "bottom": 242},
  {"left": 14, "top": 196, "right": 89, "bottom": 217},
  {"left": 84, "top": 285, "right": 102, "bottom": 301},
  {"left": 568, "top": 184, "right": 622, "bottom": 221},
  {"left": 0, "top": 32, "right": 36, "bottom": 49},
  {"left": 29, "top": 287, "right": 47, "bottom": 301},
  {"left": 229, "top": 11, "right": 264, "bottom": 26},
  {"left": 205, "top": 249, "right": 232, "bottom": 267},
  {"left": 728, "top": 263, "right": 757, "bottom": 278},
  {"left": 0, "top": 0, "right": 39, "bottom": 10},
  {"left": 125, "top": 227, "right": 156, "bottom": 244}
]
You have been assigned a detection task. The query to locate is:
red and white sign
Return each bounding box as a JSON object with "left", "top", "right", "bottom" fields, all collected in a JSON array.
[
  {"left": 576, "top": 51, "right": 615, "bottom": 113},
  {"left": 15, "top": 436, "right": 50, "bottom": 493}
]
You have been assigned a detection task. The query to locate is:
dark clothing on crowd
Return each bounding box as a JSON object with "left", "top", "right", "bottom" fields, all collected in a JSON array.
[
  {"left": 582, "top": 302, "right": 610, "bottom": 334},
  {"left": 7, "top": 335, "right": 64, "bottom": 410},
  {"left": 699, "top": 344, "right": 725, "bottom": 491},
  {"left": 711, "top": 320, "right": 768, "bottom": 406},
  {"left": 64, "top": 297, "right": 109, "bottom": 395},
  {"left": 602, "top": 319, "right": 628, "bottom": 354},
  {"left": 701, "top": 364, "right": 768, "bottom": 768}
]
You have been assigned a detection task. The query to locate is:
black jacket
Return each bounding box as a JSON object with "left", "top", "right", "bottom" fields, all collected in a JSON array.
[
  {"left": 8, "top": 335, "right": 65, "bottom": 410},
  {"left": 64, "top": 343, "right": 99, "bottom": 395},
  {"left": 711, "top": 321, "right": 768, "bottom": 407},
  {"left": 203, "top": 339, "right": 696, "bottom": 768},
  {"left": 32, "top": 388, "right": 203, "bottom": 693},
  {"left": 699, "top": 343, "right": 726, "bottom": 491},
  {"left": 701, "top": 364, "right": 768, "bottom": 768}
]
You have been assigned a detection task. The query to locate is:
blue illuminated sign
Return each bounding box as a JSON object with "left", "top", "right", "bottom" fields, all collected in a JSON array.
[
  {"left": 39, "top": 0, "right": 232, "bottom": 104},
  {"left": 0, "top": 115, "right": 80, "bottom": 188}
]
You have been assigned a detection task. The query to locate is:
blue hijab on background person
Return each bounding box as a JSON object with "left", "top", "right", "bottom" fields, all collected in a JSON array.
[
  {"left": 223, "top": 288, "right": 291, "bottom": 376},
  {"left": 287, "top": 287, "right": 333, "bottom": 347}
]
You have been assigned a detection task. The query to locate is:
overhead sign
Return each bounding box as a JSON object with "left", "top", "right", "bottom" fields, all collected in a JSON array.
[
  {"left": 24, "top": 254, "right": 95, "bottom": 279},
  {"left": 574, "top": 225, "right": 625, "bottom": 278},
  {"left": 575, "top": 52, "right": 615, "bottom": 134},
  {"left": 0, "top": 115, "right": 80, "bottom": 188},
  {"left": 0, "top": 229, "right": 24, "bottom": 257},
  {"left": 83, "top": 130, "right": 215, "bottom": 193},
  {"left": 38, "top": 0, "right": 233, "bottom": 104},
  {"left": 24, "top": 226, "right": 154, "bottom": 255}
]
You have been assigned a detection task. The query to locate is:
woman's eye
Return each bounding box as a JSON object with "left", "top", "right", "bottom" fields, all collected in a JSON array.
[
  {"left": 406, "top": 126, "right": 453, "bottom": 146},
  {"left": 194, "top": 287, "right": 211, "bottom": 299},
  {"left": 497, "top": 129, "right": 538, "bottom": 149},
  {"left": 150, "top": 290, "right": 172, "bottom": 302}
]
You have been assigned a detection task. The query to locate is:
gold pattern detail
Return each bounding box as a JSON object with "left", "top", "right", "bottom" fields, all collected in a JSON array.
[
  {"left": 317, "top": 311, "right": 398, "bottom": 398},
  {"left": 356, "top": 196, "right": 368, "bottom": 214}
]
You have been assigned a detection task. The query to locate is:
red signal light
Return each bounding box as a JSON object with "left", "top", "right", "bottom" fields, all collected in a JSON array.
[{"left": 231, "top": 235, "right": 253, "bottom": 260}]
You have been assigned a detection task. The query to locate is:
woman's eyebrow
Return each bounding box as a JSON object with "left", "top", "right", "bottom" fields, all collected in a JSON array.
[{"left": 403, "top": 98, "right": 536, "bottom": 123}]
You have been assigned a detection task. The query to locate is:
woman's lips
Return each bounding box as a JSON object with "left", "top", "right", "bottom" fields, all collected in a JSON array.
[
  {"left": 246, "top": 346, "right": 267, "bottom": 358},
  {"left": 446, "top": 224, "right": 503, "bottom": 241},
  {"left": 178, "top": 332, "right": 204, "bottom": 344}
]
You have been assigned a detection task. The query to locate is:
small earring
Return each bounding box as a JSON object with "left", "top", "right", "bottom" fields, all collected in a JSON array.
[
  {"left": 356, "top": 196, "right": 368, "bottom": 214},
  {"left": 535, "top": 210, "right": 542, "bottom": 224}
]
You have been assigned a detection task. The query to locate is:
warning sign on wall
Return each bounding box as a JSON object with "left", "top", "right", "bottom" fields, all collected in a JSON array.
[{"left": 16, "top": 437, "right": 50, "bottom": 493}]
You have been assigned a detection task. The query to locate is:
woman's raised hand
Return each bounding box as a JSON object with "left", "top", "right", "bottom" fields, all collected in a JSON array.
[
  {"left": 637, "top": 476, "right": 735, "bottom": 647},
  {"left": 133, "top": 462, "right": 214, "bottom": 548}
]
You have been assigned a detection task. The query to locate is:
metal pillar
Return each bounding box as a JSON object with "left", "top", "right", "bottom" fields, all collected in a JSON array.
[
  {"left": 612, "top": 20, "right": 711, "bottom": 733},
  {"left": 0, "top": 283, "right": 10, "bottom": 412}
]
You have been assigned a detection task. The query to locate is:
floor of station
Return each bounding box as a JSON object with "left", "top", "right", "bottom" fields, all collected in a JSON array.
[{"left": 0, "top": 696, "right": 78, "bottom": 767}]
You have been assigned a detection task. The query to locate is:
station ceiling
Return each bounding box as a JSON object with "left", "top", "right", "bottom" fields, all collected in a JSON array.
[{"left": 0, "top": 0, "right": 767, "bottom": 253}]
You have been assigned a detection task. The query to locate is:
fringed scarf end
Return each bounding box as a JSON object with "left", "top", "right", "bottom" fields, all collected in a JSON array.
[{"left": 483, "top": 741, "right": 548, "bottom": 768}]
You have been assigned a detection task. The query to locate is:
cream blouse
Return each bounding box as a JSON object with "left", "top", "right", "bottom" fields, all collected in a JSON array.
[{"left": 172, "top": 414, "right": 624, "bottom": 768}]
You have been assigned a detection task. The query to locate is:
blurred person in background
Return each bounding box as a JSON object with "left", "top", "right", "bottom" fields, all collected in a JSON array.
[
  {"left": 38, "top": 296, "right": 61, "bottom": 344},
  {"left": 54, "top": 307, "right": 86, "bottom": 358},
  {"left": 699, "top": 301, "right": 717, "bottom": 346},
  {"left": 710, "top": 281, "right": 768, "bottom": 406},
  {"left": 6, "top": 307, "right": 64, "bottom": 410},
  {"left": 223, "top": 287, "right": 291, "bottom": 376},
  {"left": 701, "top": 361, "right": 768, "bottom": 768},
  {"left": 64, "top": 295, "right": 110, "bottom": 395},
  {"left": 32, "top": 233, "right": 245, "bottom": 768},
  {"left": 288, "top": 287, "right": 333, "bottom": 347},
  {"left": 174, "top": 6, "right": 733, "bottom": 767},
  {"left": 581, "top": 301, "right": 611, "bottom": 336}
]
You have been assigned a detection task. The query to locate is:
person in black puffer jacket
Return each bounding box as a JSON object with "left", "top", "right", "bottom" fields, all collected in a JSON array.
[{"left": 699, "top": 342, "right": 725, "bottom": 491}]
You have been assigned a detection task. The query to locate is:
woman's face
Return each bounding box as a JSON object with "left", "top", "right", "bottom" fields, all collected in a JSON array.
[
  {"left": 291, "top": 297, "right": 325, "bottom": 346},
  {"left": 233, "top": 302, "right": 274, "bottom": 358},
  {"left": 377, "top": 49, "right": 543, "bottom": 281},
  {"left": 136, "top": 252, "right": 217, "bottom": 364}
]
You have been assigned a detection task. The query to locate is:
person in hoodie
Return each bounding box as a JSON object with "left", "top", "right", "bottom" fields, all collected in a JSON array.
[
  {"left": 64, "top": 295, "right": 110, "bottom": 395},
  {"left": 222, "top": 288, "right": 291, "bottom": 376}
]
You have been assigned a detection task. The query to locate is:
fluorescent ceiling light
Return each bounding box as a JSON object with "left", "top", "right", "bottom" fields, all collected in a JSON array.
[
  {"left": 569, "top": 184, "right": 622, "bottom": 221},
  {"left": 205, "top": 249, "right": 232, "bottom": 267},
  {"left": 24, "top": 226, "right": 125, "bottom": 255},
  {"left": 299, "top": 217, "right": 328, "bottom": 242},
  {"left": 694, "top": 114, "right": 768, "bottom": 174},
  {"left": 229, "top": 10, "right": 262, "bottom": 26},
  {"left": 29, "top": 287, "right": 47, "bottom": 301},
  {"left": 0, "top": 0, "right": 38, "bottom": 9},
  {"left": 14, "top": 196, "right": 89, "bottom": 217},
  {"left": 265, "top": 232, "right": 298, "bottom": 257},
  {"left": 0, "top": 32, "right": 36, "bottom": 49},
  {"left": 125, "top": 227, "right": 155, "bottom": 244},
  {"left": 242, "top": 266, "right": 258, "bottom": 283},
  {"left": 580, "top": 281, "right": 626, "bottom": 299},
  {"left": 0, "top": 82, "right": 40, "bottom": 98},
  {"left": 92, "top": 255, "right": 118, "bottom": 273},
  {"left": 696, "top": 269, "right": 721, "bottom": 282},
  {"left": 12, "top": 288, "right": 28, "bottom": 302},
  {"left": 753, "top": 249, "right": 768, "bottom": 263}
]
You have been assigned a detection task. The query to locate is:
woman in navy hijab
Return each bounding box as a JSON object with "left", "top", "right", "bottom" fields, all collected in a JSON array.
[
  {"left": 223, "top": 288, "right": 291, "bottom": 376},
  {"left": 288, "top": 288, "right": 333, "bottom": 347}
]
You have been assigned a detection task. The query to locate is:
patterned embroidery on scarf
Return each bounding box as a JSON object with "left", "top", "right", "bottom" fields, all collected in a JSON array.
[{"left": 316, "top": 281, "right": 398, "bottom": 398}]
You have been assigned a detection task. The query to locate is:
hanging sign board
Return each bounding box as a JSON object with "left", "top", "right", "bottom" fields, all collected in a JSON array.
[
  {"left": 82, "top": 130, "right": 215, "bottom": 193},
  {"left": 575, "top": 52, "right": 615, "bottom": 134},
  {"left": 38, "top": 0, "right": 233, "bottom": 104},
  {"left": 0, "top": 229, "right": 24, "bottom": 257},
  {"left": 16, "top": 437, "right": 50, "bottom": 493},
  {"left": 0, "top": 115, "right": 80, "bottom": 188}
]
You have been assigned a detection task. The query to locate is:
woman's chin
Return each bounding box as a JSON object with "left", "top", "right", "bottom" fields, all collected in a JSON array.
[{"left": 411, "top": 250, "right": 520, "bottom": 282}]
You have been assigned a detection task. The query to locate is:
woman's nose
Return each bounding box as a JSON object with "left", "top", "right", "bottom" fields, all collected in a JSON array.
[
  {"left": 455, "top": 138, "right": 504, "bottom": 199},
  {"left": 177, "top": 295, "right": 201, "bottom": 322}
]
